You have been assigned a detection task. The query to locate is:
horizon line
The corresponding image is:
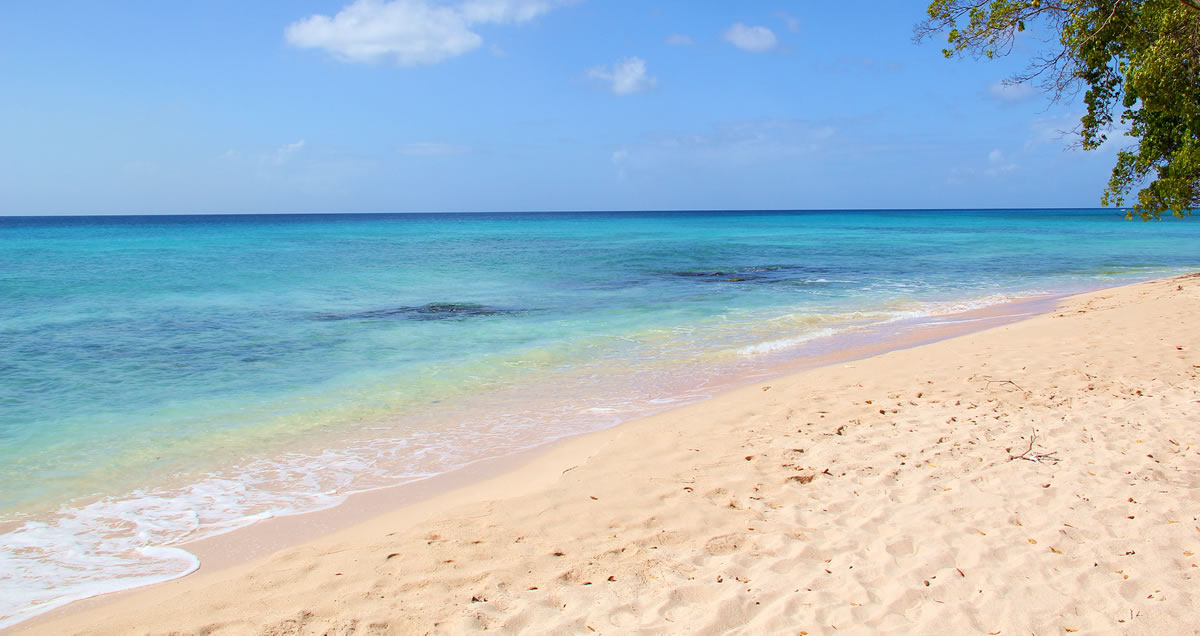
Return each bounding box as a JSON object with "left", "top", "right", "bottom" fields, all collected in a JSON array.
[{"left": 0, "top": 206, "right": 1129, "bottom": 220}]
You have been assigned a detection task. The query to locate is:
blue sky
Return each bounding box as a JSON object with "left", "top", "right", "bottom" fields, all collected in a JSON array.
[{"left": 0, "top": 1, "right": 1129, "bottom": 215}]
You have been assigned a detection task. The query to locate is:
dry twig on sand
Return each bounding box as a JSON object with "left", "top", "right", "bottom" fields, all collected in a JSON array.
[
  {"left": 981, "top": 377, "right": 1025, "bottom": 392},
  {"left": 1009, "top": 429, "right": 1060, "bottom": 464}
]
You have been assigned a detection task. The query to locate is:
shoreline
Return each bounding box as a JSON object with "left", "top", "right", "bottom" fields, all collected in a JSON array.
[
  {"left": 170, "top": 292, "right": 1074, "bottom": 571},
  {"left": 9, "top": 290, "right": 1064, "bottom": 631},
  {"left": 14, "top": 273, "right": 1200, "bottom": 633}
]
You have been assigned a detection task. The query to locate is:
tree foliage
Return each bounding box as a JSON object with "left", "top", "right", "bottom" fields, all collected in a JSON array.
[{"left": 916, "top": 0, "right": 1200, "bottom": 220}]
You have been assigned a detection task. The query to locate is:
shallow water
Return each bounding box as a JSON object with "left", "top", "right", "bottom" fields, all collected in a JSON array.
[{"left": 1, "top": 209, "right": 1197, "bottom": 626}]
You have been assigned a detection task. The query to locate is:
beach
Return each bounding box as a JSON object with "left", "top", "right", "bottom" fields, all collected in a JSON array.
[
  {"left": 16, "top": 272, "right": 1200, "bottom": 634},
  {"left": 6, "top": 0, "right": 1199, "bottom": 631},
  {"left": 8, "top": 209, "right": 1199, "bottom": 628}
]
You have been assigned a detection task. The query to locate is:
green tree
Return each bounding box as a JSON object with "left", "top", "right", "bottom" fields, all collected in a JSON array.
[{"left": 916, "top": 0, "right": 1200, "bottom": 219}]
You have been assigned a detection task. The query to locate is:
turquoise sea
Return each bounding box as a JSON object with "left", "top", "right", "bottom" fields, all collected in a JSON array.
[{"left": 1, "top": 209, "right": 1197, "bottom": 625}]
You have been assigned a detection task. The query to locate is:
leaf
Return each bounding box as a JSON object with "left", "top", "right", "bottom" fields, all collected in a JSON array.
[{"left": 916, "top": 0, "right": 1200, "bottom": 220}]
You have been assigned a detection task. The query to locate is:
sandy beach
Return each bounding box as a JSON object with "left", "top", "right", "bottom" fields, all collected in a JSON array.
[{"left": 17, "top": 273, "right": 1200, "bottom": 635}]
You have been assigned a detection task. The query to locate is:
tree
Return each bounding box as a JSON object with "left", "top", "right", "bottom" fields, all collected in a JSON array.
[{"left": 916, "top": 0, "right": 1200, "bottom": 220}]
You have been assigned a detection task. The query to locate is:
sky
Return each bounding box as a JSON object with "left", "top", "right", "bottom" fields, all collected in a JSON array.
[{"left": 0, "top": 1, "right": 1133, "bottom": 215}]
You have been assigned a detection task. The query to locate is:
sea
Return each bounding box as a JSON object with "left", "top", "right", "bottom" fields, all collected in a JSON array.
[{"left": 1, "top": 208, "right": 1197, "bottom": 626}]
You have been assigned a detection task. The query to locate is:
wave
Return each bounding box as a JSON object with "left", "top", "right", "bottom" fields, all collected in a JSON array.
[{"left": 735, "top": 328, "right": 838, "bottom": 356}]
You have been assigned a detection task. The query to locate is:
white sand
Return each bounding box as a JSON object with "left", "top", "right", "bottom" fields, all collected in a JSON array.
[{"left": 18, "top": 274, "right": 1200, "bottom": 634}]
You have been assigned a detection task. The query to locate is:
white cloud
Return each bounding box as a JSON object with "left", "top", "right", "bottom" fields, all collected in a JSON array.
[
  {"left": 397, "top": 141, "right": 470, "bottom": 156},
  {"left": 286, "top": 1, "right": 477, "bottom": 65},
  {"left": 987, "top": 81, "right": 1035, "bottom": 102},
  {"left": 665, "top": 33, "right": 694, "bottom": 46},
  {"left": 285, "top": 0, "right": 571, "bottom": 66},
  {"left": 724, "top": 22, "right": 777, "bottom": 52},
  {"left": 588, "top": 57, "right": 657, "bottom": 96}
]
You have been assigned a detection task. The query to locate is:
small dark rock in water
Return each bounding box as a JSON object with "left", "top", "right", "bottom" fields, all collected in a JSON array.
[
  {"left": 315, "top": 302, "right": 523, "bottom": 321},
  {"left": 669, "top": 264, "right": 853, "bottom": 284},
  {"left": 409, "top": 303, "right": 509, "bottom": 319},
  {"left": 668, "top": 264, "right": 850, "bottom": 283},
  {"left": 670, "top": 271, "right": 767, "bottom": 282}
]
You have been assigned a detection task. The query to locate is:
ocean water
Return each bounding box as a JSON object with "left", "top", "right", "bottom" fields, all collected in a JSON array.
[{"left": 1, "top": 208, "right": 1197, "bottom": 625}]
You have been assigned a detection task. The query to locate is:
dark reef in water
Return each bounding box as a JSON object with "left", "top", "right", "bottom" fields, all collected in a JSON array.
[
  {"left": 669, "top": 265, "right": 848, "bottom": 283},
  {"left": 672, "top": 271, "right": 767, "bottom": 282},
  {"left": 315, "top": 303, "right": 525, "bottom": 322}
]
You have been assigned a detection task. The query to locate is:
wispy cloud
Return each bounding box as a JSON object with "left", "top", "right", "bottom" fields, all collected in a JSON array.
[
  {"left": 611, "top": 149, "right": 630, "bottom": 180},
  {"left": 1027, "top": 111, "right": 1130, "bottom": 154},
  {"left": 397, "top": 141, "right": 471, "bottom": 156},
  {"left": 665, "top": 33, "right": 694, "bottom": 46},
  {"left": 587, "top": 57, "right": 657, "bottom": 96},
  {"left": 285, "top": 0, "right": 573, "bottom": 66},
  {"left": 611, "top": 119, "right": 838, "bottom": 179},
  {"left": 948, "top": 147, "right": 1018, "bottom": 183},
  {"left": 772, "top": 10, "right": 801, "bottom": 33},
  {"left": 217, "top": 140, "right": 378, "bottom": 201},
  {"left": 987, "top": 80, "right": 1035, "bottom": 102},
  {"left": 267, "top": 140, "right": 306, "bottom": 165},
  {"left": 811, "top": 57, "right": 904, "bottom": 74},
  {"left": 459, "top": 0, "right": 567, "bottom": 23},
  {"left": 1027, "top": 113, "right": 1081, "bottom": 148},
  {"left": 222, "top": 140, "right": 307, "bottom": 166},
  {"left": 724, "top": 22, "right": 777, "bottom": 53},
  {"left": 985, "top": 148, "right": 1016, "bottom": 176}
]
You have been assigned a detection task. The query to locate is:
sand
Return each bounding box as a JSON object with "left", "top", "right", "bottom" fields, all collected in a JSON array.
[{"left": 17, "top": 274, "right": 1200, "bottom": 635}]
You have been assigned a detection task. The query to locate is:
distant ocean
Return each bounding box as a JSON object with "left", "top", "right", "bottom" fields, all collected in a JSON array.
[{"left": 2, "top": 209, "right": 1197, "bottom": 626}]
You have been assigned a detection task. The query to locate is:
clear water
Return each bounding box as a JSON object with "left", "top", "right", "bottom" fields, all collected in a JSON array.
[{"left": 1, "top": 209, "right": 1197, "bottom": 626}]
